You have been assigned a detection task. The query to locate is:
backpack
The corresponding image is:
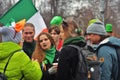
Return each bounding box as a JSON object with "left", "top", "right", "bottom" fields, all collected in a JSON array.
[
  {"left": 0, "top": 49, "right": 21, "bottom": 80},
  {"left": 68, "top": 45, "right": 101, "bottom": 80}
]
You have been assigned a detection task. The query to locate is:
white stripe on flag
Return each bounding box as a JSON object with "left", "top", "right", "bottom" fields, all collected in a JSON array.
[{"left": 27, "top": 11, "right": 47, "bottom": 38}]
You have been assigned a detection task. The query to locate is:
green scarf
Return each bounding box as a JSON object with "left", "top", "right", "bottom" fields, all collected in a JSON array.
[
  {"left": 44, "top": 46, "right": 56, "bottom": 65},
  {"left": 63, "top": 36, "right": 85, "bottom": 46}
]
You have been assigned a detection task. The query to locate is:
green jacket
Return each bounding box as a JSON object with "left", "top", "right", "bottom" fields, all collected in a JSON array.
[{"left": 0, "top": 42, "right": 42, "bottom": 80}]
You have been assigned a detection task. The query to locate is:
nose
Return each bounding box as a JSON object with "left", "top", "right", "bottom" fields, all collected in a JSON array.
[
  {"left": 87, "top": 35, "right": 91, "bottom": 40},
  {"left": 26, "top": 34, "right": 32, "bottom": 37},
  {"left": 51, "top": 34, "right": 54, "bottom": 37}
]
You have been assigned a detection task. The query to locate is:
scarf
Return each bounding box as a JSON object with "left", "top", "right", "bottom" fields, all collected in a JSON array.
[
  {"left": 63, "top": 36, "right": 85, "bottom": 47},
  {"left": 44, "top": 46, "right": 56, "bottom": 65}
]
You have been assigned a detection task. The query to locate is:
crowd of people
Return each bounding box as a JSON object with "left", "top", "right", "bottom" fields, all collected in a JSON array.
[{"left": 0, "top": 15, "right": 120, "bottom": 80}]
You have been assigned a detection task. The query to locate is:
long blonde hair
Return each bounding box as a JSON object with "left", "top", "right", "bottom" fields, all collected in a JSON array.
[{"left": 61, "top": 18, "right": 79, "bottom": 39}]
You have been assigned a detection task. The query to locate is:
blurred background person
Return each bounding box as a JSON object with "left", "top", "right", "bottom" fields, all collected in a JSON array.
[
  {"left": 50, "top": 16, "right": 63, "bottom": 51},
  {"left": 49, "top": 26, "right": 63, "bottom": 51}
]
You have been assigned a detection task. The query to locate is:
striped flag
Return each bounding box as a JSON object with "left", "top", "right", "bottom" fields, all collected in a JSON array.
[{"left": 0, "top": 0, "right": 46, "bottom": 38}]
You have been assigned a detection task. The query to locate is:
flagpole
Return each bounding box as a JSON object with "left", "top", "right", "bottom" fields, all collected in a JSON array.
[{"left": 100, "top": 0, "right": 105, "bottom": 25}]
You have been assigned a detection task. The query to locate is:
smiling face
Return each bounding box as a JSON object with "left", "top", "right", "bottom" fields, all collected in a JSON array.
[
  {"left": 39, "top": 34, "right": 52, "bottom": 50},
  {"left": 22, "top": 23, "right": 35, "bottom": 42}
]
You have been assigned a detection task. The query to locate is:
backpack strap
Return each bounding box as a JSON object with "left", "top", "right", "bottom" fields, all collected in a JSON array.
[{"left": 3, "top": 49, "right": 22, "bottom": 73}]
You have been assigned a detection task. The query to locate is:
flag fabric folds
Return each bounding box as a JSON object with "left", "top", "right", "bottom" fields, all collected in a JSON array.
[
  {"left": 27, "top": 11, "right": 46, "bottom": 38},
  {"left": 0, "top": 0, "right": 46, "bottom": 38},
  {"left": 0, "top": 0, "right": 37, "bottom": 24}
]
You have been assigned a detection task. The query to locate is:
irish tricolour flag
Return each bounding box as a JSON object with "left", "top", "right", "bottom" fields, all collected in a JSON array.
[{"left": 0, "top": 0, "right": 46, "bottom": 38}]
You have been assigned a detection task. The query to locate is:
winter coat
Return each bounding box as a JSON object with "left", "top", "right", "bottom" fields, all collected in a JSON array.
[
  {"left": 96, "top": 36, "right": 120, "bottom": 80},
  {"left": 56, "top": 36, "right": 86, "bottom": 80},
  {"left": 0, "top": 42, "right": 42, "bottom": 80}
]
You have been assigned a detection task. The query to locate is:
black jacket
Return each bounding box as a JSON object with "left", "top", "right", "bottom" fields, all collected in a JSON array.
[
  {"left": 56, "top": 36, "right": 86, "bottom": 80},
  {"left": 41, "top": 50, "right": 60, "bottom": 80}
]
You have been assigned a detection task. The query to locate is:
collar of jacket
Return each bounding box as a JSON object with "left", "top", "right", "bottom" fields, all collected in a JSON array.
[{"left": 63, "top": 36, "right": 86, "bottom": 47}]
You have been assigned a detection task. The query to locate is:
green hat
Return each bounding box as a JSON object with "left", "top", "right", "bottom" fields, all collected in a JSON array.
[
  {"left": 105, "top": 24, "right": 112, "bottom": 32},
  {"left": 50, "top": 16, "right": 63, "bottom": 26}
]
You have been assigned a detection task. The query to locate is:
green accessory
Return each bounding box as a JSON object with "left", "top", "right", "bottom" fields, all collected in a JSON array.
[
  {"left": 50, "top": 16, "right": 63, "bottom": 26},
  {"left": 88, "top": 19, "right": 100, "bottom": 26},
  {"left": 63, "top": 36, "right": 85, "bottom": 46},
  {"left": 44, "top": 46, "right": 56, "bottom": 64},
  {"left": 75, "top": 28, "right": 82, "bottom": 34},
  {"left": 105, "top": 24, "right": 112, "bottom": 32}
]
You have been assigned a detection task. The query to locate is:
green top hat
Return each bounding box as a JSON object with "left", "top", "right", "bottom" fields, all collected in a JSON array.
[
  {"left": 105, "top": 24, "right": 112, "bottom": 32},
  {"left": 50, "top": 16, "right": 63, "bottom": 26}
]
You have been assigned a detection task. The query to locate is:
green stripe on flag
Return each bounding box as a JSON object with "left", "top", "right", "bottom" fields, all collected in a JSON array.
[{"left": 0, "top": 0, "right": 37, "bottom": 25}]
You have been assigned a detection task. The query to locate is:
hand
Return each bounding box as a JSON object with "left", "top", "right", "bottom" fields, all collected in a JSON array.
[
  {"left": 52, "top": 63, "right": 58, "bottom": 68},
  {"left": 48, "top": 66, "right": 57, "bottom": 74}
]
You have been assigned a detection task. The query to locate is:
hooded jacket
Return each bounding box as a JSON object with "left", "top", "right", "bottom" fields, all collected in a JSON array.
[
  {"left": 96, "top": 36, "right": 120, "bottom": 80},
  {"left": 57, "top": 36, "right": 86, "bottom": 80},
  {"left": 0, "top": 42, "right": 42, "bottom": 80}
]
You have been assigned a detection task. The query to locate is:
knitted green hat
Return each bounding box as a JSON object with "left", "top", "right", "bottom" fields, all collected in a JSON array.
[
  {"left": 50, "top": 16, "right": 63, "bottom": 26},
  {"left": 105, "top": 24, "right": 112, "bottom": 32}
]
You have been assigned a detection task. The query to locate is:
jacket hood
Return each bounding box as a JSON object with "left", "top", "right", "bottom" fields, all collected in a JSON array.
[
  {"left": 0, "top": 42, "right": 22, "bottom": 59},
  {"left": 99, "top": 36, "right": 120, "bottom": 47},
  {"left": 63, "top": 36, "right": 86, "bottom": 47}
]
